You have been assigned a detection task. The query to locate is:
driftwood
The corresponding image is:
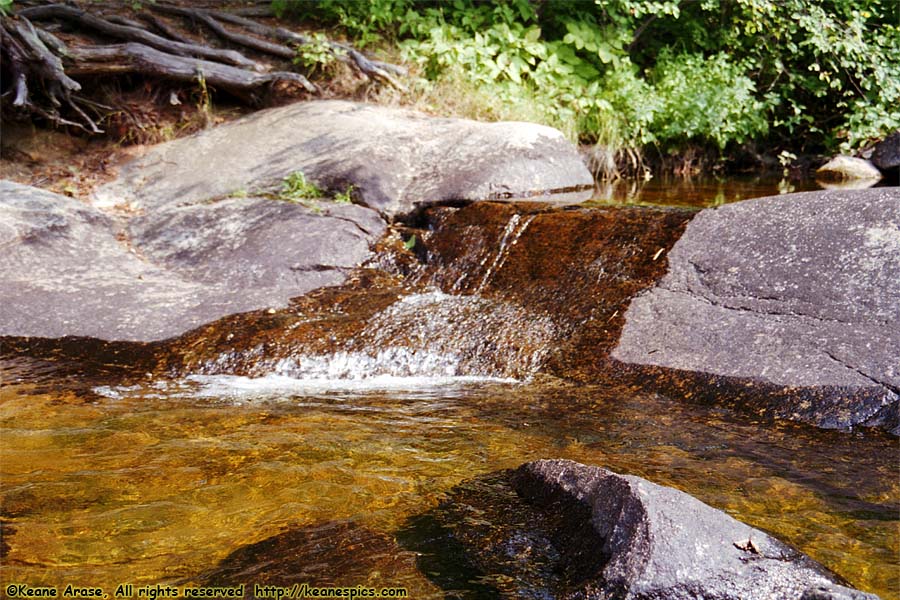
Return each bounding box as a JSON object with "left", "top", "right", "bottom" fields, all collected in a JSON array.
[{"left": 0, "top": 1, "right": 406, "bottom": 133}]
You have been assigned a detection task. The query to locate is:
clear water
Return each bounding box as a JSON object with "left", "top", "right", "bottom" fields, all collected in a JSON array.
[{"left": 1, "top": 371, "right": 897, "bottom": 598}]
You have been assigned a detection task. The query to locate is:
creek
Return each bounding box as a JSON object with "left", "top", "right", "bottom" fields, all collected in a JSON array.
[{"left": 1, "top": 180, "right": 897, "bottom": 599}]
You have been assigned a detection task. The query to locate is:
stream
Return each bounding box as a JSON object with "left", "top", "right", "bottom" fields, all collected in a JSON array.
[{"left": 1, "top": 179, "right": 897, "bottom": 599}]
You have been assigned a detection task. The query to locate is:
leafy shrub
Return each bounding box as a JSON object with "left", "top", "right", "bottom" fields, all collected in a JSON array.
[{"left": 650, "top": 51, "right": 769, "bottom": 150}]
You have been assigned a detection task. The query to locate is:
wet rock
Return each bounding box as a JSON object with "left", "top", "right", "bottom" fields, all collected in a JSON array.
[
  {"left": 197, "top": 520, "right": 437, "bottom": 597},
  {"left": 0, "top": 180, "right": 384, "bottom": 342},
  {"left": 94, "top": 100, "right": 593, "bottom": 220},
  {"left": 613, "top": 188, "right": 900, "bottom": 433},
  {"left": 816, "top": 156, "right": 882, "bottom": 182},
  {"left": 415, "top": 202, "right": 693, "bottom": 381},
  {"left": 404, "top": 459, "right": 880, "bottom": 600}
]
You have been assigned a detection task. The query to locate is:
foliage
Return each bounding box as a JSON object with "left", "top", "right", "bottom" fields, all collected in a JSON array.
[
  {"left": 280, "top": 171, "right": 323, "bottom": 203},
  {"left": 293, "top": 32, "right": 341, "bottom": 75},
  {"left": 0, "top": 0, "right": 12, "bottom": 17},
  {"left": 333, "top": 185, "right": 355, "bottom": 204},
  {"left": 275, "top": 0, "right": 900, "bottom": 158}
]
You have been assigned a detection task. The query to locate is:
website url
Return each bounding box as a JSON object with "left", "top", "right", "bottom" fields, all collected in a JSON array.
[{"left": 253, "top": 584, "right": 408, "bottom": 599}]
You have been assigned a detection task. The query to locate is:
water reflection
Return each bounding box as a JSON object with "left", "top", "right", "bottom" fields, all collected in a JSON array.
[
  {"left": 584, "top": 175, "right": 825, "bottom": 208},
  {"left": 1, "top": 377, "right": 897, "bottom": 598}
]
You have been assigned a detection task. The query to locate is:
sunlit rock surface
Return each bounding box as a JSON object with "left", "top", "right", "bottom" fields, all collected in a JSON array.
[
  {"left": 402, "top": 459, "right": 880, "bottom": 600},
  {"left": 0, "top": 181, "right": 384, "bottom": 341},
  {"left": 613, "top": 188, "right": 900, "bottom": 433},
  {"left": 93, "top": 100, "right": 593, "bottom": 220}
]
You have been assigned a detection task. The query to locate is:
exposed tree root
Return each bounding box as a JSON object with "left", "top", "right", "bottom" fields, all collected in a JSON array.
[{"left": 1, "top": 2, "right": 407, "bottom": 134}]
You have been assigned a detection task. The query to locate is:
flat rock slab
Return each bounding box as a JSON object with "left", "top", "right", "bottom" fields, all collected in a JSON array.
[
  {"left": 612, "top": 188, "right": 900, "bottom": 432},
  {"left": 403, "top": 459, "right": 879, "bottom": 600},
  {"left": 0, "top": 181, "right": 384, "bottom": 342},
  {"left": 93, "top": 100, "right": 594, "bottom": 220}
]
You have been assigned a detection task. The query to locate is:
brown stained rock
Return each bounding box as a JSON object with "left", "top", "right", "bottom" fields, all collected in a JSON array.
[{"left": 415, "top": 202, "right": 694, "bottom": 382}]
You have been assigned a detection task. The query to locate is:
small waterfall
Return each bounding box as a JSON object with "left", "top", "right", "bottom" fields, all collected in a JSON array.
[
  {"left": 187, "top": 291, "right": 558, "bottom": 388},
  {"left": 450, "top": 213, "right": 535, "bottom": 293},
  {"left": 476, "top": 214, "right": 535, "bottom": 293}
]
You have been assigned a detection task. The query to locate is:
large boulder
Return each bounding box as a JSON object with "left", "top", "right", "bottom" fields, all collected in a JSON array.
[
  {"left": 93, "top": 100, "right": 594, "bottom": 220},
  {"left": 612, "top": 188, "right": 900, "bottom": 433},
  {"left": 403, "top": 459, "right": 879, "bottom": 600},
  {"left": 0, "top": 181, "right": 384, "bottom": 342}
]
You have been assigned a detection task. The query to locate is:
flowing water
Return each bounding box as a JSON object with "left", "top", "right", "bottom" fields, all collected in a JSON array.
[{"left": 2, "top": 179, "right": 898, "bottom": 599}]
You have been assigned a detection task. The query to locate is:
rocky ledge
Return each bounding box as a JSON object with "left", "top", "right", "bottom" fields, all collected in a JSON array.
[
  {"left": 0, "top": 180, "right": 384, "bottom": 341},
  {"left": 612, "top": 188, "right": 900, "bottom": 434},
  {"left": 93, "top": 99, "right": 594, "bottom": 220},
  {"left": 403, "top": 459, "right": 880, "bottom": 600}
]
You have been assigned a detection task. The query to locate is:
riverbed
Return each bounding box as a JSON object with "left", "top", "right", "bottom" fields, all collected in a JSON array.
[{"left": 1, "top": 180, "right": 897, "bottom": 599}]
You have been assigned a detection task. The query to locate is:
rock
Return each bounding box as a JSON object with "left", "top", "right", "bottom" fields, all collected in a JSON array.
[
  {"left": 816, "top": 156, "right": 882, "bottom": 182},
  {"left": 801, "top": 584, "right": 884, "bottom": 600},
  {"left": 612, "top": 188, "right": 900, "bottom": 433},
  {"left": 93, "top": 100, "right": 594, "bottom": 220},
  {"left": 0, "top": 180, "right": 384, "bottom": 342},
  {"left": 197, "top": 520, "right": 437, "bottom": 597},
  {"left": 871, "top": 131, "right": 900, "bottom": 183},
  {"left": 404, "top": 459, "right": 880, "bottom": 600}
]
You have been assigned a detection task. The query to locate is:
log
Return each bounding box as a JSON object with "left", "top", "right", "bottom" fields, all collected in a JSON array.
[{"left": 18, "top": 4, "right": 259, "bottom": 68}]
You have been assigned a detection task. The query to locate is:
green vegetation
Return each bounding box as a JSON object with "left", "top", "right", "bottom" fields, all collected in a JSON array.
[
  {"left": 333, "top": 184, "right": 355, "bottom": 204},
  {"left": 277, "top": 0, "right": 899, "bottom": 167},
  {"left": 279, "top": 171, "right": 324, "bottom": 212}
]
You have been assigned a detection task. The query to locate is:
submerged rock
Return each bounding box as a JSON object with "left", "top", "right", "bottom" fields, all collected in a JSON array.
[
  {"left": 0, "top": 181, "right": 384, "bottom": 342},
  {"left": 612, "top": 188, "right": 900, "bottom": 433},
  {"left": 94, "top": 100, "right": 593, "bottom": 220},
  {"left": 197, "top": 520, "right": 436, "bottom": 597},
  {"left": 816, "top": 156, "right": 882, "bottom": 182},
  {"left": 404, "top": 459, "right": 879, "bottom": 600}
]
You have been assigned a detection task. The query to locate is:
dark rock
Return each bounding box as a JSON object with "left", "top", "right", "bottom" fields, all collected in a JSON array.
[
  {"left": 197, "top": 520, "right": 437, "bottom": 597},
  {"left": 613, "top": 188, "right": 900, "bottom": 433},
  {"left": 871, "top": 131, "right": 900, "bottom": 171},
  {"left": 404, "top": 459, "right": 880, "bottom": 600},
  {"left": 871, "top": 131, "right": 900, "bottom": 183},
  {"left": 0, "top": 181, "right": 384, "bottom": 341},
  {"left": 94, "top": 100, "right": 594, "bottom": 220}
]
